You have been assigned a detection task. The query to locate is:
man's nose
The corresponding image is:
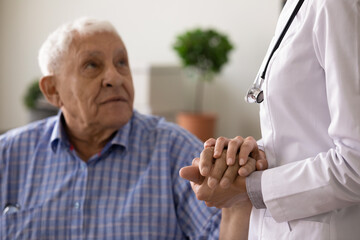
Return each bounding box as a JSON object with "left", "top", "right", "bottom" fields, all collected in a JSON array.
[{"left": 102, "top": 65, "right": 124, "bottom": 88}]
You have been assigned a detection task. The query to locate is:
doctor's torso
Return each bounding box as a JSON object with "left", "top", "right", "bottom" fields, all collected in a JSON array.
[
  {"left": 259, "top": 0, "right": 333, "bottom": 167},
  {"left": 250, "top": 0, "right": 360, "bottom": 239}
]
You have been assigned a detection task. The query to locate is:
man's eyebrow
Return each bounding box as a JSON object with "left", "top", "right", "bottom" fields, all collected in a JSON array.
[
  {"left": 115, "top": 48, "right": 127, "bottom": 56},
  {"left": 79, "top": 51, "right": 104, "bottom": 58}
]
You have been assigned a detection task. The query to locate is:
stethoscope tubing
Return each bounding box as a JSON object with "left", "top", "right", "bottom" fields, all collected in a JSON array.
[{"left": 245, "top": 0, "right": 305, "bottom": 104}]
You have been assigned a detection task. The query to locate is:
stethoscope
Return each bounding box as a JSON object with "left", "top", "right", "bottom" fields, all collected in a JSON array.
[{"left": 245, "top": 0, "right": 305, "bottom": 104}]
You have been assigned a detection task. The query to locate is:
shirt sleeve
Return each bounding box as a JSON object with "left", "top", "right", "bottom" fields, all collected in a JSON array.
[
  {"left": 246, "top": 138, "right": 266, "bottom": 209},
  {"left": 246, "top": 171, "right": 266, "bottom": 209},
  {"left": 169, "top": 127, "right": 221, "bottom": 239}
]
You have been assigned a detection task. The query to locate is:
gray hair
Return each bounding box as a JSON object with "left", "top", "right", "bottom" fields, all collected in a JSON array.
[{"left": 38, "top": 17, "right": 119, "bottom": 76}]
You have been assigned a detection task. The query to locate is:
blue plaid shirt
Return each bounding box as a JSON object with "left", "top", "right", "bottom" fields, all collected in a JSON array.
[{"left": 0, "top": 111, "right": 220, "bottom": 239}]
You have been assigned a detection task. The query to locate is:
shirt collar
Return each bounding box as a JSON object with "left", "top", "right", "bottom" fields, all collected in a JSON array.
[
  {"left": 50, "top": 111, "right": 133, "bottom": 153},
  {"left": 50, "top": 111, "right": 70, "bottom": 153},
  {"left": 108, "top": 115, "right": 132, "bottom": 150}
]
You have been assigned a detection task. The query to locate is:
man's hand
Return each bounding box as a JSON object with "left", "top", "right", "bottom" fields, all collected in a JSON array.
[
  {"left": 200, "top": 147, "right": 258, "bottom": 190},
  {"left": 180, "top": 150, "right": 251, "bottom": 208},
  {"left": 200, "top": 136, "right": 268, "bottom": 189},
  {"left": 179, "top": 136, "right": 268, "bottom": 239},
  {"left": 179, "top": 136, "right": 268, "bottom": 208},
  {"left": 179, "top": 149, "right": 258, "bottom": 240}
]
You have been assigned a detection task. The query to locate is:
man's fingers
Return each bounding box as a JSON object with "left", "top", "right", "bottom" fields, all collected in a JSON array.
[
  {"left": 238, "top": 157, "right": 256, "bottom": 177},
  {"left": 219, "top": 162, "right": 240, "bottom": 189},
  {"left": 207, "top": 151, "right": 227, "bottom": 189},
  {"left": 199, "top": 147, "right": 214, "bottom": 176},
  {"left": 179, "top": 166, "right": 205, "bottom": 184},
  {"left": 192, "top": 157, "right": 200, "bottom": 166}
]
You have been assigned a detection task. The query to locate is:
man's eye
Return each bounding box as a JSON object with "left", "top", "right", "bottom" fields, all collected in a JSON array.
[
  {"left": 117, "top": 60, "right": 127, "bottom": 67},
  {"left": 85, "top": 62, "right": 98, "bottom": 69}
]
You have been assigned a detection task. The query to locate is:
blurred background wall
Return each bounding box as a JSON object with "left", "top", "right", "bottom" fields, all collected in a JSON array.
[{"left": 0, "top": 0, "right": 282, "bottom": 139}]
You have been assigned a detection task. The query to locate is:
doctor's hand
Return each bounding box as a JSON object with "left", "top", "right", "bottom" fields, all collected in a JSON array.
[
  {"left": 180, "top": 152, "right": 254, "bottom": 240},
  {"left": 200, "top": 136, "right": 268, "bottom": 189},
  {"left": 180, "top": 150, "right": 253, "bottom": 208}
]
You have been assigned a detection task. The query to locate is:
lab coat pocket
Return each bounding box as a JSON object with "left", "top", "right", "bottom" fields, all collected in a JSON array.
[
  {"left": 261, "top": 210, "right": 330, "bottom": 240},
  {"left": 288, "top": 220, "right": 330, "bottom": 240},
  {"left": 261, "top": 213, "right": 291, "bottom": 240}
]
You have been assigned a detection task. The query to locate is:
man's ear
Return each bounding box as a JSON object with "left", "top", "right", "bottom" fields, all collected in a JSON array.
[{"left": 39, "top": 76, "right": 62, "bottom": 108}]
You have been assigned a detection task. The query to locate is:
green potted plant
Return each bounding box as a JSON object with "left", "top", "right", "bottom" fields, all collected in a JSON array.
[
  {"left": 173, "top": 28, "right": 234, "bottom": 141},
  {"left": 23, "top": 79, "right": 58, "bottom": 122}
]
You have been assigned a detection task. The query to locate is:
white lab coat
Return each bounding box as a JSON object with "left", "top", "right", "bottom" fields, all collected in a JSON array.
[{"left": 249, "top": 0, "right": 360, "bottom": 239}]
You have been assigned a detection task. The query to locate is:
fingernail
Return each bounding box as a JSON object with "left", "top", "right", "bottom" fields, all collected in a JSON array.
[
  {"left": 201, "top": 167, "right": 210, "bottom": 176},
  {"left": 239, "top": 158, "right": 246, "bottom": 166},
  {"left": 220, "top": 178, "right": 230, "bottom": 188},
  {"left": 258, "top": 162, "right": 263, "bottom": 170},
  {"left": 208, "top": 177, "right": 218, "bottom": 189},
  {"left": 227, "top": 158, "right": 234, "bottom": 165},
  {"left": 214, "top": 150, "right": 220, "bottom": 157}
]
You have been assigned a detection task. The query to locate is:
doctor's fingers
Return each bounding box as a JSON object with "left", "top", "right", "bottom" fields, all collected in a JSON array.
[
  {"left": 226, "top": 136, "right": 244, "bottom": 166},
  {"left": 204, "top": 137, "right": 231, "bottom": 158},
  {"left": 213, "top": 137, "right": 232, "bottom": 158},
  {"left": 238, "top": 157, "right": 256, "bottom": 177},
  {"left": 255, "top": 150, "right": 268, "bottom": 171},
  {"left": 204, "top": 138, "right": 216, "bottom": 148},
  {"left": 238, "top": 136, "right": 258, "bottom": 166},
  {"left": 256, "top": 159, "right": 268, "bottom": 171},
  {"left": 193, "top": 176, "right": 216, "bottom": 202},
  {"left": 198, "top": 178, "right": 248, "bottom": 207}
]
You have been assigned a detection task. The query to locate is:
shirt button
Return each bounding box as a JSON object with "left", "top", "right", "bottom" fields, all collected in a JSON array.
[{"left": 74, "top": 202, "right": 80, "bottom": 209}]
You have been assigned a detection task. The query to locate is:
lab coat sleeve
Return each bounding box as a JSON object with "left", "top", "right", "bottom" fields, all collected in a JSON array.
[{"left": 262, "top": 0, "right": 360, "bottom": 223}]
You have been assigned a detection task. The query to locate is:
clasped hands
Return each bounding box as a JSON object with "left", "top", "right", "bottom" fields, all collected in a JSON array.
[{"left": 180, "top": 136, "right": 268, "bottom": 209}]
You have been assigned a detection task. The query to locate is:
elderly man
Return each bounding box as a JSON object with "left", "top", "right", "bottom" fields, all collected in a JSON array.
[{"left": 0, "top": 17, "right": 249, "bottom": 239}]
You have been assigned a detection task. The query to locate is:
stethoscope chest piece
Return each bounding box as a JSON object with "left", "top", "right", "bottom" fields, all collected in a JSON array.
[{"left": 245, "top": 85, "right": 264, "bottom": 104}]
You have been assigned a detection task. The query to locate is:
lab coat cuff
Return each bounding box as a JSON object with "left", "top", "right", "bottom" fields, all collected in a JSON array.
[
  {"left": 257, "top": 138, "right": 265, "bottom": 152},
  {"left": 246, "top": 171, "right": 266, "bottom": 209}
]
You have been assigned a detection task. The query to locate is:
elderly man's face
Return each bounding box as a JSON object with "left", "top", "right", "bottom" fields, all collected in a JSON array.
[{"left": 55, "top": 32, "right": 134, "bottom": 131}]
